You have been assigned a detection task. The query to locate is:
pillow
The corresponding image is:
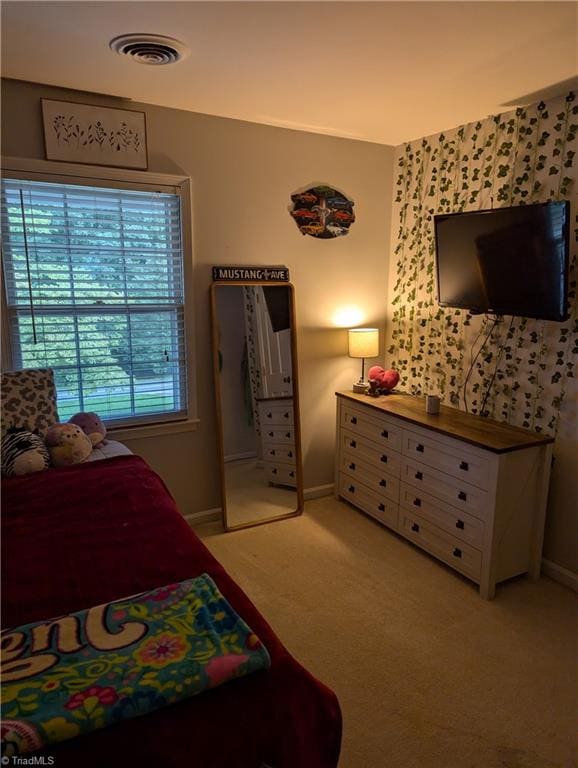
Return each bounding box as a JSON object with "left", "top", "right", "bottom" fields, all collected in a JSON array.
[
  {"left": 1, "top": 428, "right": 50, "bottom": 477},
  {"left": 68, "top": 411, "right": 107, "bottom": 447},
  {"left": 1, "top": 369, "right": 58, "bottom": 439},
  {"left": 45, "top": 423, "right": 92, "bottom": 466}
]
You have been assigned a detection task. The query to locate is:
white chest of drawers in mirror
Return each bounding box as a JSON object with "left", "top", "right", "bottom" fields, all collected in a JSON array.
[
  {"left": 258, "top": 397, "right": 297, "bottom": 488},
  {"left": 335, "top": 392, "right": 554, "bottom": 599}
]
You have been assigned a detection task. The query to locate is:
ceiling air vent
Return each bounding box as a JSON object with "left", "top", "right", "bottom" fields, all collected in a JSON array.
[{"left": 110, "top": 34, "right": 190, "bottom": 65}]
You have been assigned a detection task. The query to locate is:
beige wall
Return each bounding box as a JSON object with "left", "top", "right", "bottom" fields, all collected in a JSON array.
[{"left": 1, "top": 78, "right": 394, "bottom": 515}]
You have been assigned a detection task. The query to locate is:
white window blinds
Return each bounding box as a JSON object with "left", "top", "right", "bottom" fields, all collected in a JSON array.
[{"left": 1, "top": 178, "right": 187, "bottom": 425}]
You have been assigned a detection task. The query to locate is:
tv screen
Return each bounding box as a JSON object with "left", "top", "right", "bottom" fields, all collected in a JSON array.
[{"left": 434, "top": 201, "right": 570, "bottom": 322}]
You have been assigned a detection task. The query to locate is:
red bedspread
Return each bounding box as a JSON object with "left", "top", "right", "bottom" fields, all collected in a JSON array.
[{"left": 2, "top": 456, "right": 342, "bottom": 768}]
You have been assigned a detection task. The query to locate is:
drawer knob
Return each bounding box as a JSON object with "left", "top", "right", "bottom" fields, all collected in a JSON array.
[
  {"left": 459, "top": 461, "right": 469, "bottom": 471},
  {"left": 351, "top": 416, "right": 357, "bottom": 425},
  {"left": 267, "top": 412, "right": 272, "bottom": 418},
  {"left": 380, "top": 454, "right": 388, "bottom": 463},
  {"left": 270, "top": 449, "right": 276, "bottom": 456},
  {"left": 416, "top": 443, "right": 425, "bottom": 453},
  {"left": 289, "top": 471, "right": 295, "bottom": 478},
  {"left": 413, "top": 497, "right": 422, "bottom": 507},
  {"left": 268, "top": 431, "right": 274, "bottom": 437},
  {"left": 456, "top": 519, "right": 465, "bottom": 530},
  {"left": 350, "top": 440, "right": 357, "bottom": 448},
  {"left": 378, "top": 503, "right": 385, "bottom": 512},
  {"left": 348, "top": 485, "right": 355, "bottom": 493},
  {"left": 453, "top": 548, "right": 462, "bottom": 559},
  {"left": 381, "top": 429, "right": 389, "bottom": 438},
  {"left": 284, "top": 412, "right": 289, "bottom": 418},
  {"left": 349, "top": 462, "right": 356, "bottom": 470},
  {"left": 286, "top": 432, "right": 291, "bottom": 438},
  {"left": 411, "top": 522, "right": 420, "bottom": 533},
  {"left": 415, "top": 471, "right": 423, "bottom": 481},
  {"left": 379, "top": 479, "right": 387, "bottom": 487},
  {"left": 458, "top": 491, "right": 467, "bottom": 501},
  {"left": 272, "top": 468, "right": 277, "bottom": 475},
  {"left": 288, "top": 451, "right": 293, "bottom": 458}
]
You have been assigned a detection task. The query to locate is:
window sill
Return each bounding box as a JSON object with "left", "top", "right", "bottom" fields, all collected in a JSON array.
[{"left": 108, "top": 418, "right": 200, "bottom": 441}]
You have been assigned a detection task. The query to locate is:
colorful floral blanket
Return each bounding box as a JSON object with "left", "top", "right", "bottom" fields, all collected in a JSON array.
[{"left": 0, "top": 574, "right": 271, "bottom": 756}]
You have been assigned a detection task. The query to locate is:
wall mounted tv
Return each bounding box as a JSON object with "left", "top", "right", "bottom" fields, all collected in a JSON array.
[{"left": 434, "top": 201, "right": 570, "bottom": 322}]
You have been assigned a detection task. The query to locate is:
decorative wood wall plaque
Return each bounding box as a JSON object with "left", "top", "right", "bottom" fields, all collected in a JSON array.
[{"left": 42, "top": 99, "right": 148, "bottom": 169}]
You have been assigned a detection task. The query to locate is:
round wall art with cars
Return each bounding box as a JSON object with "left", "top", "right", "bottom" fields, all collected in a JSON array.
[{"left": 289, "top": 185, "right": 355, "bottom": 239}]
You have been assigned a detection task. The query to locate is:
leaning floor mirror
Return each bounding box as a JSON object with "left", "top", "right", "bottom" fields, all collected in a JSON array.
[{"left": 210, "top": 280, "right": 304, "bottom": 531}]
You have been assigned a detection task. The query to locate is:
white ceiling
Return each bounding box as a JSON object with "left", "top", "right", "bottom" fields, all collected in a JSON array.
[{"left": 2, "top": 1, "right": 577, "bottom": 146}]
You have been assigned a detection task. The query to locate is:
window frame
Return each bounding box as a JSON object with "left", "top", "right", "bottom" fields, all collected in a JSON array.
[{"left": 1, "top": 156, "right": 198, "bottom": 437}]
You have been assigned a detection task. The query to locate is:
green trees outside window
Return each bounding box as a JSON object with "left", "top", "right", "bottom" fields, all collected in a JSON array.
[{"left": 1, "top": 179, "right": 187, "bottom": 424}]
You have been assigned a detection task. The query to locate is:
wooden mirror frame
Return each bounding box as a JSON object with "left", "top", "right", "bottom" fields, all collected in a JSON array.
[{"left": 210, "top": 280, "right": 304, "bottom": 531}]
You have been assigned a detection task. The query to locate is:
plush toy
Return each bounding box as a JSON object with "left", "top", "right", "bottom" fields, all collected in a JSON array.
[
  {"left": 1, "top": 427, "right": 50, "bottom": 476},
  {"left": 45, "top": 423, "right": 93, "bottom": 467},
  {"left": 367, "top": 366, "right": 400, "bottom": 396},
  {"left": 69, "top": 412, "right": 107, "bottom": 447}
]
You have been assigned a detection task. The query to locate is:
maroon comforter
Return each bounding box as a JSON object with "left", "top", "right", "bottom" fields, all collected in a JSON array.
[{"left": 2, "top": 456, "right": 342, "bottom": 768}]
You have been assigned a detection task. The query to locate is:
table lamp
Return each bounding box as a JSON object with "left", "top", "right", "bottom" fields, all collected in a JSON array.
[{"left": 348, "top": 328, "right": 379, "bottom": 393}]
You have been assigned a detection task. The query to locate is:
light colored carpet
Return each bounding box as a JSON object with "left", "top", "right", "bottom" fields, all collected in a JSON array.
[
  {"left": 197, "top": 497, "right": 577, "bottom": 768},
  {"left": 224, "top": 458, "right": 297, "bottom": 527}
]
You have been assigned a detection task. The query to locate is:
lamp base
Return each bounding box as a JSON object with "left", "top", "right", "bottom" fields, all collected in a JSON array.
[{"left": 352, "top": 381, "right": 368, "bottom": 394}]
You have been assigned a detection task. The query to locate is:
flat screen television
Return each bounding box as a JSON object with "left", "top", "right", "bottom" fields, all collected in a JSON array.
[{"left": 434, "top": 201, "right": 570, "bottom": 322}]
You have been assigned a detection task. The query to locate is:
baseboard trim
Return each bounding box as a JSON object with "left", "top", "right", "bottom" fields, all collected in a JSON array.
[
  {"left": 304, "top": 483, "right": 334, "bottom": 500},
  {"left": 542, "top": 558, "right": 578, "bottom": 592},
  {"left": 183, "top": 507, "right": 222, "bottom": 525},
  {"left": 185, "top": 485, "right": 335, "bottom": 523},
  {"left": 224, "top": 451, "right": 257, "bottom": 463}
]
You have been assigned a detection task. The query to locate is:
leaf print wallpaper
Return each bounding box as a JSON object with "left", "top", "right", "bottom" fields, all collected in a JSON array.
[
  {"left": 387, "top": 93, "right": 577, "bottom": 442},
  {"left": 242, "top": 286, "right": 262, "bottom": 440}
]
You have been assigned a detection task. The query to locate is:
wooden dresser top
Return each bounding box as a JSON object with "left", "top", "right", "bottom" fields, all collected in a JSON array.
[{"left": 336, "top": 391, "right": 555, "bottom": 453}]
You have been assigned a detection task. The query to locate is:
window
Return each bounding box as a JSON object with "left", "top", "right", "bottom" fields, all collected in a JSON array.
[{"left": 1, "top": 177, "right": 188, "bottom": 426}]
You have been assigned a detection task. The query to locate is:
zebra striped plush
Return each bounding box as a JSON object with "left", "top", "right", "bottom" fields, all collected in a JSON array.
[{"left": 1, "top": 428, "right": 50, "bottom": 476}]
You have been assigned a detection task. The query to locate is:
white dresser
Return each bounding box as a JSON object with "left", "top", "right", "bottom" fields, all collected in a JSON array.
[
  {"left": 257, "top": 397, "right": 297, "bottom": 488},
  {"left": 335, "top": 391, "right": 554, "bottom": 599}
]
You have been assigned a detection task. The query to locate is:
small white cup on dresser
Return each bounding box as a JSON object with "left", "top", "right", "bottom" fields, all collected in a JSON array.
[{"left": 425, "top": 394, "right": 440, "bottom": 414}]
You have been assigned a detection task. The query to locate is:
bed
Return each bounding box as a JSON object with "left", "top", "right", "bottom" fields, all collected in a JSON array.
[{"left": 1, "top": 454, "right": 342, "bottom": 767}]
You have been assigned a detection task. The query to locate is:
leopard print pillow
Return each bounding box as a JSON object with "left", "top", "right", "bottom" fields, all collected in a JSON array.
[{"left": 1, "top": 369, "right": 59, "bottom": 439}]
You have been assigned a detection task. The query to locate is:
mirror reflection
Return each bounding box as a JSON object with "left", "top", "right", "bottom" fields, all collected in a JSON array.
[{"left": 211, "top": 283, "right": 303, "bottom": 530}]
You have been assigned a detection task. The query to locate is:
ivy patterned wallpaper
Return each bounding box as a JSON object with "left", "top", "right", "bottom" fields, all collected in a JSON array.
[
  {"left": 243, "top": 286, "right": 262, "bottom": 439},
  {"left": 388, "top": 93, "right": 577, "bottom": 439}
]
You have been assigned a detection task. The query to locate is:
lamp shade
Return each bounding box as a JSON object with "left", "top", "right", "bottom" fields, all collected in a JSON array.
[{"left": 348, "top": 328, "right": 379, "bottom": 359}]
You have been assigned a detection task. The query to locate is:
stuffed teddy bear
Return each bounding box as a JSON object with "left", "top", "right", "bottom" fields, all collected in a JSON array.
[
  {"left": 1, "top": 427, "right": 50, "bottom": 476},
  {"left": 45, "top": 423, "right": 93, "bottom": 467},
  {"left": 367, "top": 366, "right": 400, "bottom": 396},
  {"left": 68, "top": 412, "right": 107, "bottom": 447}
]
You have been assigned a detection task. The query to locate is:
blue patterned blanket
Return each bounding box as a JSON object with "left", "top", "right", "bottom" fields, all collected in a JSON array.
[{"left": 1, "top": 574, "right": 271, "bottom": 755}]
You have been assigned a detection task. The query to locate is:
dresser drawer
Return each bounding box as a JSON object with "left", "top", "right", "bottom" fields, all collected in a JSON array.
[
  {"left": 336, "top": 390, "right": 553, "bottom": 600},
  {"left": 399, "top": 482, "right": 485, "bottom": 548},
  {"left": 259, "top": 404, "right": 294, "bottom": 427},
  {"left": 263, "top": 445, "right": 296, "bottom": 465},
  {"left": 340, "top": 455, "right": 400, "bottom": 504},
  {"left": 338, "top": 477, "right": 398, "bottom": 530},
  {"left": 262, "top": 427, "right": 295, "bottom": 445},
  {"left": 265, "top": 463, "right": 297, "bottom": 487},
  {"left": 340, "top": 402, "right": 402, "bottom": 453},
  {"left": 402, "top": 457, "right": 489, "bottom": 520},
  {"left": 403, "top": 429, "right": 490, "bottom": 489},
  {"left": 399, "top": 509, "right": 482, "bottom": 581},
  {"left": 340, "top": 428, "right": 402, "bottom": 478}
]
